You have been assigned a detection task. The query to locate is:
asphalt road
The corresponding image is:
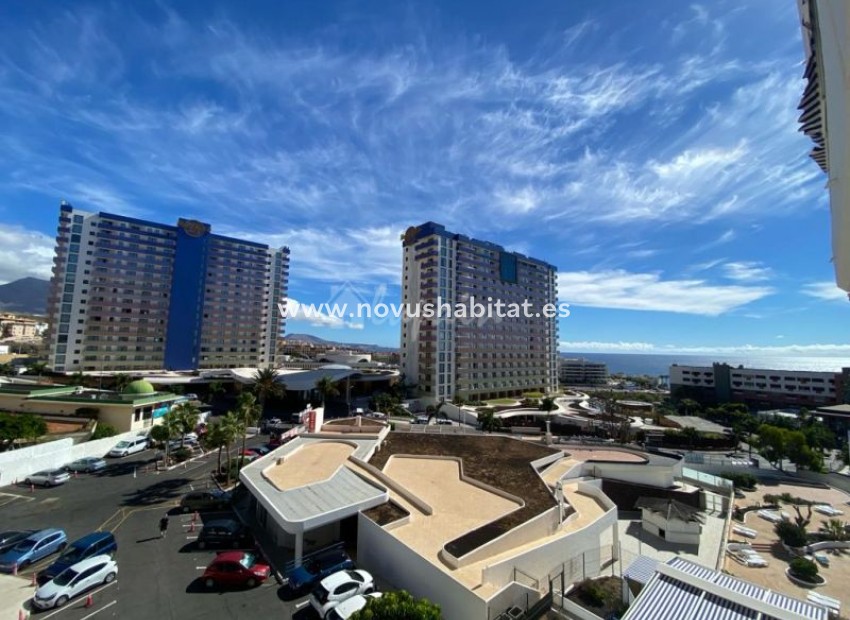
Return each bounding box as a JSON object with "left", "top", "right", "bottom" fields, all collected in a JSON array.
[{"left": 0, "top": 443, "right": 302, "bottom": 620}]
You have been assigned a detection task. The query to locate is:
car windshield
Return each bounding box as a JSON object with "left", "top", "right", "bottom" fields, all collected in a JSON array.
[
  {"left": 53, "top": 568, "right": 78, "bottom": 586},
  {"left": 348, "top": 571, "right": 363, "bottom": 582},
  {"left": 13, "top": 539, "right": 36, "bottom": 552},
  {"left": 114, "top": 442, "right": 129, "bottom": 448},
  {"left": 238, "top": 553, "right": 256, "bottom": 569}
]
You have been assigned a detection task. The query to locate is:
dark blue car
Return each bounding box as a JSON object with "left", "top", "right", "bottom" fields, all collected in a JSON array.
[
  {"left": 0, "top": 528, "right": 67, "bottom": 573},
  {"left": 38, "top": 531, "right": 117, "bottom": 584},
  {"left": 286, "top": 548, "right": 354, "bottom": 592}
]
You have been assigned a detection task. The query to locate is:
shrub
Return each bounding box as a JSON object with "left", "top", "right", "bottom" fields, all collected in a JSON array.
[
  {"left": 171, "top": 447, "right": 193, "bottom": 462},
  {"left": 576, "top": 580, "right": 606, "bottom": 607},
  {"left": 91, "top": 424, "right": 118, "bottom": 440},
  {"left": 789, "top": 557, "right": 819, "bottom": 582},
  {"left": 720, "top": 472, "right": 758, "bottom": 491},
  {"left": 775, "top": 521, "right": 808, "bottom": 548}
]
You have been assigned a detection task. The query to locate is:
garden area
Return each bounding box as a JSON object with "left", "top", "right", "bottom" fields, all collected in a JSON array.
[{"left": 566, "top": 577, "right": 627, "bottom": 619}]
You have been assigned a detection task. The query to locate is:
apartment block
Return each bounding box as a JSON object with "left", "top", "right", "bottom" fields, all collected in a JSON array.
[
  {"left": 45, "top": 202, "right": 289, "bottom": 372},
  {"left": 559, "top": 358, "right": 609, "bottom": 386},
  {"left": 670, "top": 362, "right": 850, "bottom": 409},
  {"left": 400, "top": 222, "right": 558, "bottom": 401}
]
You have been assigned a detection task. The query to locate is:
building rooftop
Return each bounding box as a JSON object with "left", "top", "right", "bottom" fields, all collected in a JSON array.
[{"left": 622, "top": 556, "right": 828, "bottom": 620}]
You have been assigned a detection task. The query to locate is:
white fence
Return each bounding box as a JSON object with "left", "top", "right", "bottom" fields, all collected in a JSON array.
[{"left": 0, "top": 430, "right": 140, "bottom": 487}]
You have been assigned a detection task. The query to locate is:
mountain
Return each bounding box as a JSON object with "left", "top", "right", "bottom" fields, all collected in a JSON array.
[
  {"left": 283, "top": 333, "right": 397, "bottom": 352},
  {"left": 0, "top": 277, "right": 50, "bottom": 315}
]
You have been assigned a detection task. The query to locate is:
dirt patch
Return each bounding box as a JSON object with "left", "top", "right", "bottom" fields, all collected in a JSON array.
[
  {"left": 363, "top": 501, "right": 409, "bottom": 526},
  {"left": 369, "top": 433, "right": 557, "bottom": 544}
]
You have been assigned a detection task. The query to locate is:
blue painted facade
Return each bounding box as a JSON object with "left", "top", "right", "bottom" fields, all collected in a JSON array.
[{"left": 164, "top": 221, "right": 210, "bottom": 370}]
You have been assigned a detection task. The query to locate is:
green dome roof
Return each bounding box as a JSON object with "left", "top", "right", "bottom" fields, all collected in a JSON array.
[{"left": 123, "top": 379, "right": 156, "bottom": 395}]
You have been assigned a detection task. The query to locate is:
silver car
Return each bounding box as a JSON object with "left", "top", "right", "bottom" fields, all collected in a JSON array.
[
  {"left": 25, "top": 470, "right": 71, "bottom": 487},
  {"left": 65, "top": 457, "right": 107, "bottom": 473}
]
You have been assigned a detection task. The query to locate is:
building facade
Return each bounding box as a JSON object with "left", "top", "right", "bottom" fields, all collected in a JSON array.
[
  {"left": 45, "top": 202, "right": 289, "bottom": 372},
  {"left": 797, "top": 0, "right": 850, "bottom": 295},
  {"left": 400, "top": 222, "right": 558, "bottom": 402},
  {"left": 670, "top": 362, "right": 849, "bottom": 409},
  {"left": 0, "top": 314, "right": 45, "bottom": 339},
  {"left": 558, "top": 358, "right": 609, "bottom": 386}
]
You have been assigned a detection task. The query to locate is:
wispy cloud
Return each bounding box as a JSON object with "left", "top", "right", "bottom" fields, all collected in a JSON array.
[
  {"left": 802, "top": 281, "right": 849, "bottom": 302},
  {"left": 722, "top": 261, "right": 773, "bottom": 282},
  {"left": 558, "top": 269, "right": 772, "bottom": 315}
]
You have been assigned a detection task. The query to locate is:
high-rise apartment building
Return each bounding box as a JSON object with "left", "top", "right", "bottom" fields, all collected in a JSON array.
[
  {"left": 400, "top": 222, "right": 558, "bottom": 402},
  {"left": 46, "top": 202, "right": 289, "bottom": 372},
  {"left": 558, "top": 358, "right": 609, "bottom": 386}
]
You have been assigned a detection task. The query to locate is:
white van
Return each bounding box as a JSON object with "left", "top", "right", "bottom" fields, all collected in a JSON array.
[{"left": 108, "top": 436, "right": 148, "bottom": 457}]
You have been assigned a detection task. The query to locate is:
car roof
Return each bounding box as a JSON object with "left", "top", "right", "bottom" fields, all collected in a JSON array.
[
  {"left": 31, "top": 528, "right": 64, "bottom": 540},
  {"left": 69, "top": 532, "right": 114, "bottom": 547},
  {"left": 65, "top": 554, "right": 114, "bottom": 572},
  {"left": 334, "top": 592, "right": 382, "bottom": 615},
  {"left": 213, "top": 551, "right": 250, "bottom": 562},
  {"left": 319, "top": 570, "right": 356, "bottom": 589}
]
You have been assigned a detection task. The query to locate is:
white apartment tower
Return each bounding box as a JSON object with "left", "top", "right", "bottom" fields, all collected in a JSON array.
[{"left": 400, "top": 222, "right": 558, "bottom": 402}]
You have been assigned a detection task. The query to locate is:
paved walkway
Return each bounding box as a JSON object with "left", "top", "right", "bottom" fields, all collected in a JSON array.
[{"left": 0, "top": 573, "right": 33, "bottom": 619}]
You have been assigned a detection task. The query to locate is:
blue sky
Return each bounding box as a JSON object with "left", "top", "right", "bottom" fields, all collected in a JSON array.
[{"left": 0, "top": 0, "right": 847, "bottom": 357}]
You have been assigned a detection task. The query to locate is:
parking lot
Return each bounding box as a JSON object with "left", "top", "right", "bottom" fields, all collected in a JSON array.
[{"left": 0, "top": 443, "right": 321, "bottom": 619}]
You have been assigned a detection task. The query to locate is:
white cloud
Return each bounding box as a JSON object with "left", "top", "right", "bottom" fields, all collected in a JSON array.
[
  {"left": 802, "top": 281, "right": 849, "bottom": 302},
  {"left": 0, "top": 225, "right": 55, "bottom": 284},
  {"left": 283, "top": 297, "right": 364, "bottom": 330},
  {"left": 558, "top": 269, "right": 772, "bottom": 315},
  {"left": 722, "top": 261, "right": 773, "bottom": 282},
  {"left": 559, "top": 340, "right": 850, "bottom": 356}
]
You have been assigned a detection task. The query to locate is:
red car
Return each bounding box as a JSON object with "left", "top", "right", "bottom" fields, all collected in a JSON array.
[{"left": 201, "top": 551, "right": 271, "bottom": 589}]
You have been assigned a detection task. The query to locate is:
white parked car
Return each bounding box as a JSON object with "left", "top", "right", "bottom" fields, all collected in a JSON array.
[
  {"left": 32, "top": 554, "right": 117, "bottom": 609},
  {"left": 310, "top": 569, "right": 375, "bottom": 618},
  {"left": 327, "top": 592, "right": 382, "bottom": 620},
  {"left": 108, "top": 436, "right": 148, "bottom": 457},
  {"left": 25, "top": 469, "right": 71, "bottom": 487}
]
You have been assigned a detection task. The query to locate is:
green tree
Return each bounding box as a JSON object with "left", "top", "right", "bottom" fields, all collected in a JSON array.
[
  {"left": 252, "top": 368, "right": 284, "bottom": 410},
  {"left": 24, "top": 361, "right": 48, "bottom": 379},
  {"left": 208, "top": 380, "right": 225, "bottom": 403},
  {"left": 218, "top": 411, "right": 243, "bottom": 486},
  {"left": 757, "top": 424, "right": 789, "bottom": 470},
  {"left": 0, "top": 363, "right": 16, "bottom": 376},
  {"left": 203, "top": 421, "right": 228, "bottom": 474},
  {"left": 678, "top": 398, "right": 701, "bottom": 417},
  {"left": 775, "top": 521, "right": 808, "bottom": 548},
  {"left": 788, "top": 557, "right": 819, "bottom": 582},
  {"left": 111, "top": 373, "right": 132, "bottom": 392},
  {"left": 0, "top": 413, "right": 47, "bottom": 448},
  {"left": 680, "top": 426, "right": 700, "bottom": 450},
  {"left": 236, "top": 392, "right": 261, "bottom": 470},
  {"left": 315, "top": 376, "right": 340, "bottom": 408},
  {"left": 477, "top": 408, "right": 501, "bottom": 433},
  {"left": 819, "top": 518, "right": 849, "bottom": 542},
  {"left": 171, "top": 402, "right": 200, "bottom": 447},
  {"left": 349, "top": 590, "right": 441, "bottom": 620},
  {"left": 91, "top": 424, "right": 118, "bottom": 440}
]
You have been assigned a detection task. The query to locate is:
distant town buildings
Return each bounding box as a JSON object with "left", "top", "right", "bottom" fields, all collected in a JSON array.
[
  {"left": 400, "top": 222, "right": 558, "bottom": 402},
  {"left": 0, "top": 314, "right": 46, "bottom": 339},
  {"left": 670, "top": 362, "right": 850, "bottom": 409},
  {"left": 797, "top": 0, "right": 849, "bottom": 295},
  {"left": 45, "top": 202, "right": 289, "bottom": 373},
  {"left": 558, "top": 358, "right": 609, "bottom": 386}
]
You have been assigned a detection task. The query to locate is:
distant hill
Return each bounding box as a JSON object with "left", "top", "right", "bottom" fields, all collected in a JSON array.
[
  {"left": 0, "top": 277, "right": 50, "bottom": 315},
  {"left": 283, "top": 333, "right": 397, "bottom": 352}
]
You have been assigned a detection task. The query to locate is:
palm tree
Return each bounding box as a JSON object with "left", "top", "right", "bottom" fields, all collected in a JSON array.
[
  {"left": 681, "top": 426, "right": 700, "bottom": 450},
  {"left": 171, "top": 402, "right": 200, "bottom": 447},
  {"left": 819, "top": 518, "right": 848, "bottom": 542},
  {"left": 219, "top": 411, "right": 243, "bottom": 486},
  {"left": 0, "top": 363, "right": 15, "bottom": 376},
  {"left": 253, "top": 368, "right": 285, "bottom": 411},
  {"left": 157, "top": 410, "right": 183, "bottom": 465},
  {"left": 208, "top": 380, "right": 225, "bottom": 405},
  {"left": 315, "top": 376, "right": 340, "bottom": 409},
  {"left": 111, "top": 373, "right": 132, "bottom": 392},
  {"left": 236, "top": 392, "right": 261, "bottom": 470},
  {"left": 204, "top": 422, "right": 228, "bottom": 474}
]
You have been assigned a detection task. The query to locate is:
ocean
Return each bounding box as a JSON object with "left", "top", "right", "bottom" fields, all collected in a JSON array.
[{"left": 561, "top": 352, "right": 850, "bottom": 377}]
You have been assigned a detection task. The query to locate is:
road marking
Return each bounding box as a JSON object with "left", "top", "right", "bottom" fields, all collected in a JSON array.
[
  {"left": 38, "top": 582, "right": 117, "bottom": 620},
  {"left": 186, "top": 536, "right": 197, "bottom": 540},
  {"left": 80, "top": 600, "right": 117, "bottom": 620},
  {"left": 196, "top": 566, "right": 207, "bottom": 570}
]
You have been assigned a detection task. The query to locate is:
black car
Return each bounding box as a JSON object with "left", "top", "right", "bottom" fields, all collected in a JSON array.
[
  {"left": 0, "top": 530, "right": 35, "bottom": 555},
  {"left": 179, "top": 490, "right": 231, "bottom": 513},
  {"left": 196, "top": 519, "right": 254, "bottom": 550}
]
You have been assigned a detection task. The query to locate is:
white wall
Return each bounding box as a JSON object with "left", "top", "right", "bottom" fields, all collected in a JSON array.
[
  {"left": 0, "top": 430, "right": 140, "bottom": 487},
  {"left": 358, "top": 513, "right": 488, "bottom": 620},
  {"left": 582, "top": 461, "right": 679, "bottom": 487}
]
